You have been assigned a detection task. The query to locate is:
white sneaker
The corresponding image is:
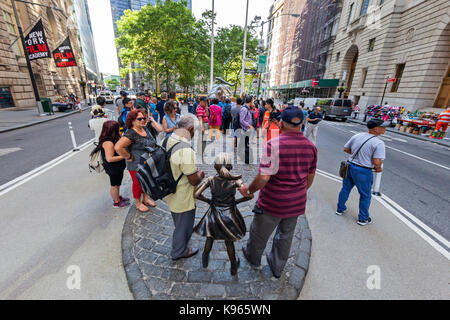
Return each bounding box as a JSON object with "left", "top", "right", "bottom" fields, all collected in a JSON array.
[{"left": 335, "top": 210, "right": 346, "bottom": 216}]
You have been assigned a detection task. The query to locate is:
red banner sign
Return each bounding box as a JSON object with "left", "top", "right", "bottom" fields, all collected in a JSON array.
[{"left": 52, "top": 37, "right": 77, "bottom": 68}]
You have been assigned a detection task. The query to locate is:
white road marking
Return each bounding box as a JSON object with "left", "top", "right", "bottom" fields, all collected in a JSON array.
[
  {"left": 385, "top": 146, "right": 450, "bottom": 171},
  {"left": 324, "top": 122, "right": 449, "bottom": 170},
  {"left": 0, "top": 147, "right": 22, "bottom": 157},
  {"left": 316, "top": 169, "right": 450, "bottom": 260},
  {"left": 0, "top": 139, "right": 95, "bottom": 196},
  {"left": 386, "top": 136, "right": 408, "bottom": 143}
]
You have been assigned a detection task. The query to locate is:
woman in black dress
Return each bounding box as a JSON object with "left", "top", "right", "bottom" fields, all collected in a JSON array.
[
  {"left": 98, "top": 120, "right": 129, "bottom": 208},
  {"left": 193, "top": 153, "right": 253, "bottom": 276}
]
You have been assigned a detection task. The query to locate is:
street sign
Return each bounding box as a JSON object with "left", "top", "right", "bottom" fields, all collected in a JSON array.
[
  {"left": 258, "top": 55, "right": 267, "bottom": 65},
  {"left": 244, "top": 69, "right": 258, "bottom": 74},
  {"left": 257, "top": 55, "right": 267, "bottom": 74},
  {"left": 388, "top": 78, "right": 396, "bottom": 83},
  {"left": 257, "top": 64, "right": 266, "bottom": 73}
]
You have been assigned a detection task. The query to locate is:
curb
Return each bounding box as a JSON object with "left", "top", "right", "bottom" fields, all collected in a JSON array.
[
  {"left": 121, "top": 202, "right": 313, "bottom": 300},
  {"left": 347, "top": 119, "right": 450, "bottom": 148},
  {"left": 121, "top": 203, "right": 152, "bottom": 300},
  {"left": 0, "top": 105, "right": 92, "bottom": 134}
]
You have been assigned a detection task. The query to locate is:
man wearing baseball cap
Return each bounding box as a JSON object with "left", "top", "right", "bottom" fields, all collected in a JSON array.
[
  {"left": 336, "top": 118, "right": 389, "bottom": 226},
  {"left": 116, "top": 90, "right": 128, "bottom": 116},
  {"left": 241, "top": 105, "right": 317, "bottom": 278}
]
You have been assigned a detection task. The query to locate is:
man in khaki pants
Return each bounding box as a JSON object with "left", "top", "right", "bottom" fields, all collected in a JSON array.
[{"left": 305, "top": 106, "right": 323, "bottom": 145}]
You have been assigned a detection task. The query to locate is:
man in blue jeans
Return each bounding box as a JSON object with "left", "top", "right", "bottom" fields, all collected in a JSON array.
[{"left": 336, "top": 119, "right": 388, "bottom": 225}]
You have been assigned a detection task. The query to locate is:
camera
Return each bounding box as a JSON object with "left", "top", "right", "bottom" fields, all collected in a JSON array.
[
  {"left": 252, "top": 204, "right": 263, "bottom": 215},
  {"left": 269, "top": 109, "right": 281, "bottom": 121}
]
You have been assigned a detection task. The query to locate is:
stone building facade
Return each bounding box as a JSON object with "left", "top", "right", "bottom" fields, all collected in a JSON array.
[
  {"left": 0, "top": 0, "right": 85, "bottom": 109},
  {"left": 325, "top": 0, "right": 450, "bottom": 111}
]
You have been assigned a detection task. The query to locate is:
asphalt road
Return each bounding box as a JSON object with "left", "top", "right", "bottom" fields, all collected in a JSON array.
[
  {"left": 1, "top": 110, "right": 449, "bottom": 242},
  {"left": 315, "top": 120, "right": 450, "bottom": 242},
  {"left": 0, "top": 103, "right": 116, "bottom": 186}
]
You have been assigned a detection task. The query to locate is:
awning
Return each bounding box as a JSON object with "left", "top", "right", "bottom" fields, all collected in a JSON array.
[{"left": 270, "top": 79, "right": 339, "bottom": 91}]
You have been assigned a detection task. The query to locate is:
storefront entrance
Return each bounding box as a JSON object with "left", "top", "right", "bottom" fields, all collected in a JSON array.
[{"left": 0, "top": 87, "right": 14, "bottom": 108}]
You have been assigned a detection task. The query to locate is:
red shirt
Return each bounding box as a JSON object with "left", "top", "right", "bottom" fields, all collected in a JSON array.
[{"left": 257, "top": 131, "right": 317, "bottom": 218}]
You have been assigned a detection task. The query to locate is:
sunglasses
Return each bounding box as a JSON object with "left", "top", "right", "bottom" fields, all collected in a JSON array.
[{"left": 136, "top": 117, "right": 147, "bottom": 121}]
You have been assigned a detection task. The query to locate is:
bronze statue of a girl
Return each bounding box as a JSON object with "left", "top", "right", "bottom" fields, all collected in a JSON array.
[{"left": 193, "top": 153, "right": 253, "bottom": 276}]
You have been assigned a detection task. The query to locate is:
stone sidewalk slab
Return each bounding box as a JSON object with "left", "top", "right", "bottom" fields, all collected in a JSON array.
[{"left": 122, "top": 164, "right": 313, "bottom": 300}]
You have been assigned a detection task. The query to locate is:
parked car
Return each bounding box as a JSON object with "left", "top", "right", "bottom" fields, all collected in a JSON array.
[
  {"left": 99, "top": 91, "right": 114, "bottom": 104},
  {"left": 317, "top": 98, "right": 353, "bottom": 121}
]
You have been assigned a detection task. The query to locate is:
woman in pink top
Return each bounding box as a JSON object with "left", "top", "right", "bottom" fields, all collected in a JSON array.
[{"left": 208, "top": 98, "right": 222, "bottom": 140}]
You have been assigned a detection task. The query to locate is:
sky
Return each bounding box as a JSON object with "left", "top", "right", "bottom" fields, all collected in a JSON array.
[{"left": 87, "top": 0, "right": 274, "bottom": 76}]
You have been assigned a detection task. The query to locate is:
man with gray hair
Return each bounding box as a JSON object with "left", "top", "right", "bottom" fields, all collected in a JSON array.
[
  {"left": 157, "top": 92, "right": 168, "bottom": 124},
  {"left": 164, "top": 115, "right": 205, "bottom": 260}
]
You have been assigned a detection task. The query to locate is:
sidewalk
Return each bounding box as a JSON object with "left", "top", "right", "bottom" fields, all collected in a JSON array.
[
  {"left": 0, "top": 101, "right": 92, "bottom": 134},
  {"left": 348, "top": 118, "right": 450, "bottom": 148},
  {"left": 0, "top": 146, "right": 132, "bottom": 299},
  {"left": 122, "top": 162, "right": 312, "bottom": 300},
  {"left": 299, "top": 173, "right": 449, "bottom": 299}
]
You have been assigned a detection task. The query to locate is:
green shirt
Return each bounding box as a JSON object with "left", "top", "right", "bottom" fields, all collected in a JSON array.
[
  {"left": 164, "top": 133, "right": 198, "bottom": 213},
  {"left": 135, "top": 98, "right": 147, "bottom": 110}
]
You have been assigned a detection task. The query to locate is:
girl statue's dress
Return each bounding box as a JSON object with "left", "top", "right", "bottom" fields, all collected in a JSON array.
[{"left": 193, "top": 153, "right": 253, "bottom": 276}]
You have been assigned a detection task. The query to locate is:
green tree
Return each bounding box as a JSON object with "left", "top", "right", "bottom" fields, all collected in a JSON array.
[
  {"left": 115, "top": 0, "right": 208, "bottom": 94},
  {"left": 105, "top": 78, "right": 120, "bottom": 90}
]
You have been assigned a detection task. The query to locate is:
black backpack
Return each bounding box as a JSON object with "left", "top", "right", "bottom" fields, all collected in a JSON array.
[
  {"left": 135, "top": 137, "right": 192, "bottom": 200},
  {"left": 232, "top": 107, "right": 242, "bottom": 130},
  {"left": 223, "top": 104, "right": 232, "bottom": 121}
]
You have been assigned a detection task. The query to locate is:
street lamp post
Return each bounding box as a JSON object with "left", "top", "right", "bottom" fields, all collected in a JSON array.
[
  {"left": 240, "top": 0, "right": 250, "bottom": 96},
  {"left": 210, "top": 0, "right": 215, "bottom": 92}
]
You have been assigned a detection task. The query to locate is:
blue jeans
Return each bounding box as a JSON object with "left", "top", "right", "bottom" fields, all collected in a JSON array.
[{"left": 337, "top": 163, "right": 373, "bottom": 221}]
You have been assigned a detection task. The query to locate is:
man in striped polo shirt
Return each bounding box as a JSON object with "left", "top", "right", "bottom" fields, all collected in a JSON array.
[{"left": 241, "top": 105, "right": 317, "bottom": 278}]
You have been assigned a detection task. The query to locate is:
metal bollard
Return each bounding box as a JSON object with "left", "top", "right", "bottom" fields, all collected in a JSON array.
[
  {"left": 372, "top": 170, "right": 382, "bottom": 196},
  {"left": 68, "top": 122, "right": 80, "bottom": 152}
]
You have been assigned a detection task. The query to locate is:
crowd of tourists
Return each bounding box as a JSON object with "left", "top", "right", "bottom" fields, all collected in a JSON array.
[{"left": 87, "top": 90, "right": 387, "bottom": 278}]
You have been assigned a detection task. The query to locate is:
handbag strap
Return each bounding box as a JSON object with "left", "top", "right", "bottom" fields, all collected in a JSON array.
[{"left": 350, "top": 135, "right": 376, "bottom": 162}]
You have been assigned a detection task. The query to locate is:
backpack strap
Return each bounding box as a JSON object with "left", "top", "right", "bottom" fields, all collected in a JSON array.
[{"left": 163, "top": 137, "right": 193, "bottom": 182}]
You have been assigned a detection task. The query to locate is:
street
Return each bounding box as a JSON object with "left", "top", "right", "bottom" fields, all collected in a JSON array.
[
  {"left": 2, "top": 112, "right": 448, "bottom": 243},
  {"left": 0, "top": 103, "right": 116, "bottom": 186},
  {"left": 315, "top": 120, "right": 450, "bottom": 242},
  {"left": 0, "top": 110, "right": 449, "bottom": 300}
]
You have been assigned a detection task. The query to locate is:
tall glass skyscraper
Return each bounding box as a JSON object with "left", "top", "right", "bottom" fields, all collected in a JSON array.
[{"left": 73, "top": 0, "right": 100, "bottom": 81}]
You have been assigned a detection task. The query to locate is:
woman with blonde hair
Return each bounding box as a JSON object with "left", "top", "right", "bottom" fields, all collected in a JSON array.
[{"left": 193, "top": 153, "right": 253, "bottom": 276}]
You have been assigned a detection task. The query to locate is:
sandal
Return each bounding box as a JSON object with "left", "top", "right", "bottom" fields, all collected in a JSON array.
[{"left": 136, "top": 204, "right": 149, "bottom": 212}]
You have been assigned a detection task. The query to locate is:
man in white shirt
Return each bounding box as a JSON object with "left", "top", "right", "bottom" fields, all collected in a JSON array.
[
  {"left": 89, "top": 96, "right": 108, "bottom": 143},
  {"left": 336, "top": 118, "right": 388, "bottom": 226}
]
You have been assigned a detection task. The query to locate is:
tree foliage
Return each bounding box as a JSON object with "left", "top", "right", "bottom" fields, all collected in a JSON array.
[{"left": 115, "top": 0, "right": 260, "bottom": 94}]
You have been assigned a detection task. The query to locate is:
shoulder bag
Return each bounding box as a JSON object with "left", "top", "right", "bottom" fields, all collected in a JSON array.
[{"left": 339, "top": 136, "right": 375, "bottom": 179}]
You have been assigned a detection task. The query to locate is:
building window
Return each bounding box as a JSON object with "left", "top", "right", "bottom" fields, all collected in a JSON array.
[
  {"left": 360, "top": 0, "right": 370, "bottom": 16},
  {"left": 347, "top": 3, "right": 354, "bottom": 25},
  {"left": 391, "top": 63, "right": 405, "bottom": 92},
  {"left": 1, "top": 9, "right": 22, "bottom": 57},
  {"left": 361, "top": 68, "right": 368, "bottom": 88},
  {"left": 368, "top": 38, "right": 375, "bottom": 52},
  {"left": 336, "top": 52, "right": 340, "bottom": 61}
]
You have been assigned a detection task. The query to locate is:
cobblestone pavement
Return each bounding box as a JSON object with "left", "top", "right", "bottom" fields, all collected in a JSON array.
[{"left": 122, "top": 145, "right": 312, "bottom": 300}]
